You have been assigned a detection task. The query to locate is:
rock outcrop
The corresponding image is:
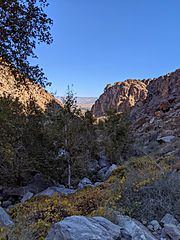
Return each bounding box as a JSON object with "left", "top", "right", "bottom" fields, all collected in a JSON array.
[
  {"left": 91, "top": 69, "right": 180, "bottom": 158},
  {"left": 92, "top": 79, "right": 148, "bottom": 117},
  {"left": 0, "top": 62, "right": 62, "bottom": 111}
]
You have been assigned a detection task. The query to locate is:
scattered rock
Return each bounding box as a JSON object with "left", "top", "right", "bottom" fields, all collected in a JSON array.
[
  {"left": 21, "top": 192, "right": 34, "bottom": 203},
  {"left": 161, "top": 214, "right": 179, "bottom": 226},
  {"left": 0, "top": 207, "right": 14, "bottom": 226},
  {"left": 38, "top": 186, "right": 76, "bottom": 197},
  {"left": 117, "top": 215, "right": 158, "bottom": 240},
  {"left": 163, "top": 224, "right": 180, "bottom": 240},
  {"left": 78, "top": 178, "right": 93, "bottom": 190},
  {"left": 45, "top": 215, "right": 121, "bottom": 240}
]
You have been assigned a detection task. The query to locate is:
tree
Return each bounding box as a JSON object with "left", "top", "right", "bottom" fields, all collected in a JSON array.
[{"left": 0, "top": 0, "right": 53, "bottom": 87}]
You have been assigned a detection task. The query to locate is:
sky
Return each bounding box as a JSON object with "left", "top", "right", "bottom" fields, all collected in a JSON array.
[{"left": 34, "top": 0, "right": 180, "bottom": 97}]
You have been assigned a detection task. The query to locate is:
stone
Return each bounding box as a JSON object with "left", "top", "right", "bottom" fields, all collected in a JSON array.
[
  {"left": 38, "top": 186, "right": 76, "bottom": 197},
  {"left": 21, "top": 192, "right": 34, "bottom": 203},
  {"left": 163, "top": 224, "right": 180, "bottom": 240},
  {"left": 0, "top": 207, "right": 14, "bottom": 226},
  {"left": 45, "top": 215, "right": 121, "bottom": 240},
  {"left": 161, "top": 214, "right": 179, "bottom": 226},
  {"left": 98, "top": 155, "right": 110, "bottom": 168},
  {"left": 97, "top": 167, "right": 108, "bottom": 181},
  {"left": 149, "top": 220, "right": 161, "bottom": 231},
  {"left": 104, "top": 164, "right": 118, "bottom": 179},
  {"left": 78, "top": 178, "right": 93, "bottom": 190},
  {"left": 157, "top": 135, "right": 175, "bottom": 143},
  {"left": 117, "top": 215, "right": 158, "bottom": 240}
]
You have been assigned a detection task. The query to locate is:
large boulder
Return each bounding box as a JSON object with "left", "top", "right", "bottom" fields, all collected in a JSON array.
[
  {"left": 97, "top": 164, "right": 117, "bottom": 181},
  {"left": 38, "top": 186, "right": 76, "bottom": 197},
  {"left": 117, "top": 215, "right": 157, "bottom": 240},
  {"left": 161, "top": 224, "right": 180, "bottom": 240},
  {"left": 161, "top": 214, "right": 179, "bottom": 226},
  {"left": 77, "top": 178, "right": 93, "bottom": 190},
  {"left": 104, "top": 164, "right": 118, "bottom": 179},
  {"left": 0, "top": 207, "right": 14, "bottom": 226},
  {"left": 45, "top": 216, "right": 121, "bottom": 240}
]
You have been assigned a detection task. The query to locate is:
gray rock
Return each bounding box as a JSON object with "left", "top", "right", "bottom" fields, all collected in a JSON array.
[
  {"left": 117, "top": 215, "right": 158, "bottom": 240},
  {"left": 157, "top": 135, "right": 175, "bottom": 143},
  {"left": 97, "top": 164, "right": 118, "bottom": 181},
  {"left": 161, "top": 214, "right": 179, "bottom": 226},
  {"left": 98, "top": 156, "right": 110, "bottom": 168},
  {"left": 78, "top": 178, "right": 93, "bottom": 190},
  {"left": 163, "top": 224, "right": 180, "bottom": 240},
  {"left": 149, "top": 220, "right": 161, "bottom": 231},
  {"left": 38, "top": 186, "right": 76, "bottom": 197},
  {"left": 0, "top": 207, "right": 14, "bottom": 226},
  {"left": 104, "top": 164, "right": 118, "bottom": 179},
  {"left": 97, "top": 167, "right": 109, "bottom": 181},
  {"left": 45, "top": 215, "right": 121, "bottom": 240},
  {"left": 21, "top": 192, "right": 34, "bottom": 203}
]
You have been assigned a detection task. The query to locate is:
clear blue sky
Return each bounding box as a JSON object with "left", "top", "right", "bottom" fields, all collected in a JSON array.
[{"left": 35, "top": 0, "right": 180, "bottom": 97}]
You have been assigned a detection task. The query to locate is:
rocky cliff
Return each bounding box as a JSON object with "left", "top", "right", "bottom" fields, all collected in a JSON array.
[
  {"left": 92, "top": 79, "right": 149, "bottom": 117},
  {"left": 0, "top": 63, "right": 62, "bottom": 111},
  {"left": 92, "top": 70, "right": 180, "bottom": 158},
  {"left": 131, "top": 69, "right": 180, "bottom": 158}
]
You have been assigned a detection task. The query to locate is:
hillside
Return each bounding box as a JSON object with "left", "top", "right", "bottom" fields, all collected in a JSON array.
[{"left": 0, "top": 63, "right": 63, "bottom": 111}]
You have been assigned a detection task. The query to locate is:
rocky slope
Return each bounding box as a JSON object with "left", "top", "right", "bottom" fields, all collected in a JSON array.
[
  {"left": 92, "top": 70, "right": 180, "bottom": 159},
  {"left": 0, "top": 63, "right": 62, "bottom": 111},
  {"left": 131, "top": 69, "right": 180, "bottom": 158}
]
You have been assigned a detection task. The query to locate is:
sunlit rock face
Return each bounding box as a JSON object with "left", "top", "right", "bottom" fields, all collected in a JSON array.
[
  {"left": 0, "top": 63, "right": 63, "bottom": 111},
  {"left": 91, "top": 79, "right": 148, "bottom": 117}
]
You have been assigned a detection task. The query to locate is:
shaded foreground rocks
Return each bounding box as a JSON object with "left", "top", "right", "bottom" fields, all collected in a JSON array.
[
  {"left": 46, "top": 215, "right": 160, "bottom": 240},
  {"left": 45, "top": 216, "right": 121, "bottom": 240},
  {"left": 45, "top": 213, "right": 180, "bottom": 240},
  {"left": 117, "top": 215, "right": 158, "bottom": 240},
  {"left": 0, "top": 207, "right": 14, "bottom": 226}
]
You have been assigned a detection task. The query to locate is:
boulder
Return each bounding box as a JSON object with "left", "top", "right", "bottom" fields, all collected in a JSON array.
[
  {"left": 21, "top": 192, "right": 34, "bottom": 203},
  {"left": 98, "top": 155, "right": 110, "bottom": 168},
  {"left": 97, "top": 167, "right": 108, "bottom": 181},
  {"left": 161, "top": 214, "right": 179, "bottom": 226},
  {"left": 163, "top": 224, "right": 180, "bottom": 240},
  {"left": 78, "top": 178, "right": 93, "bottom": 190},
  {"left": 148, "top": 220, "right": 161, "bottom": 231},
  {"left": 45, "top": 215, "right": 121, "bottom": 240},
  {"left": 104, "top": 164, "right": 118, "bottom": 179},
  {"left": 38, "top": 186, "right": 76, "bottom": 197},
  {"left": 97, "top": 164, "right": 118, "bottom": 181},
  {"left": 0, "top": 207, "right": 14, "bottom": 226},
  {"left": 157, "top": 135, "right": 175, "bottom": 143},
  {"left": 117, "top": 215, "right": 158, "bottom": 240}
]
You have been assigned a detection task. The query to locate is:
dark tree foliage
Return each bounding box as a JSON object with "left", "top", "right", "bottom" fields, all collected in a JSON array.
[{"left": 0, "top": 0, "right": 53, "bottom": 86}]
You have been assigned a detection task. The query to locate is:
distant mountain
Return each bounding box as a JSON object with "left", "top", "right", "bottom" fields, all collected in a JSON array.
[{"left": 57, "top": 96, "right": 97, "bottom": 111}]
